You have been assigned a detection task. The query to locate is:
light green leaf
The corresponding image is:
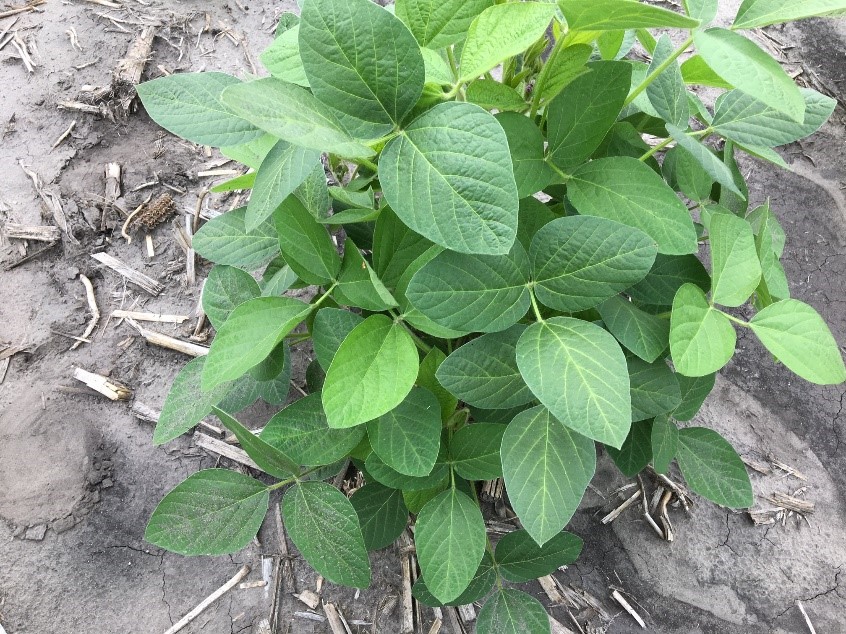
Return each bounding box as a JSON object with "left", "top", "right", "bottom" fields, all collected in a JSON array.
[
  {"left": 319, "top": 207, "right": 380, "bottom": 225},
  {"left": 137, "top": 72, "right": 263, "bottom": 147},
  {"left": 628, "top": 254, "right": 711, "bottom": 306},
  {"left": 145, "top": 469, "right": 268, "bottom": 556},
  {"left": 212, "top": 408, "right": 300, "bottom": 478},
  {"left": 752, "top": 206, "right": 790, "bottom": 302},
  {"left": 413, "top": 553, "right": 496, "bottom": 607},
  {"left": 647, "top": 36, "right": 690, "bottom": 128},
  {"left": 202, "top": 297, "right": 311, "bottom": 390},
  {"left": 436, "top": 325, "right": 534, "bottom": 410},
  {"left": 211, "top": 172, "right": 256, "bottom": 193},
  {"left": 422, "top": 48, "right": 454, "bottom": 85},
  {"left": 517, "top": 318, "right": 631, "bottom": 447},
  {"left": 468, "top": 80, "right": 527, "bottom": 113},
  {"left": 670, "top": 283, "right": 736, "bottom": 376},
  {"left": 261, "top": 393, "right": 365, "bottom": 466},
  {"left": 417, "top": 347, "right": 459, "bottom": 422},
  {"left": 606, "top": 419, "right": 653, "bottom": 477},
  {"left": 202, "top": 265, "right": 261, "bottom": 330},
  {"left": 496, "top": 112, "right": 556, "bottom": 198},
  {"left": 530, "top": 215, "right": 657, "bottom": 312},
  {"left": 406, "top": 243, "right": 531, "bottom": 333},
  {"left": 396, "top": 0, "right": 493, "bottom": 49},
  {"left": 665, "top": 124, "right": 745, "bottom": 198},
  {"left": 366, "top": 388, "right": 442, "bottom": 477},
  {"left": 597, "top": 296, "right": 670, "bottom": 363},
  {"left": 193, "top": 207, "right": 280, "bottom": 271},
  {"left": 262, "top": 262, "right": 299, "bottom": 297},
  {"left": 282, "top": 481, "right": 371, "bottom": 587},
  {"left": 221, "top": 134, "right": 278, "bottom": 170},
  {"left": 684, "top": 0, "right": 718, "bottom": 22},
  {"left": 534, "top": 43, "right": 592, "bottom": 105},
  {"left": 676, "top": 427, "right": 753, "bottom": 508},
  {"left": 312, "top": 308, "right": 364, "bottom": 370},
  {"left": 501, "top": 406, "right": 595, "bottom": 545},
  {"left": 372, "top": 207, "right": 435, "bottom": 291},
  {"left": 415, "top": 488, "right": 486, "bottom": 603},
  {"left": 710, "top": 213, "right": 762, "bottom": 307},
  {"left": 477, "top": 588, "right": 550, "bottom": 634},
  {"left": 449, "top": 424, "right": 506, "bottom": 481},
  {"left": 693, "top": 28, "right": 804, "bottom": 121},
  {"left": 673, "top": 373, "right": 716, "bottom": 421},
  {"left": 334, "top": 239, "right": 398, "bottom": 311},
  {"left": 567, "top": 156, "right": 699, "bottom": 255},
  {"left": 651, "top": 415, "right": 678, "bottom": 474},
  {"left": 559, "top": 0, "right": 700, "bottom": 30},
  {"left": 628, "top": 358, "right": 682, "bottom": 422},
  {"left": 680, "top": 54, "right": 734, "bottom": 89},
  {"left": 276, "top": 195, "right": 341, "bottom": 285},
  {"left": 734, "top": 0, "right": 846, "bottom": 28},
  {"left": 458, "top": 3, "right": 556, "bottom": 82},
  {"left": 547, "top": 61, "right": 632, "bottom": 171},
  {"left": 712, "top": 88, "right": 836, "bottom": 147},
  {"left": 749, "top": 299, "right": 846, "bottom": 384},
  {"left": 260, "top": 25, "right": 309, "bottom": 87},
  {"left": 350, "top": 483, "right": 408, "bottom": 551},
  {"left": 246, "top": 140, "right": 321, "bottom": 231},
  {"left": 221, "top": 78, "right": 374, "bottom": 158},
  {"left": 380, "top": 102, "right": 519, "bottom": 255},
  {"left": 299, "top": 0, "right": 424, "bottom": 139},
  {"left": 495, "top": 530, "right": 583, "bottom": 583},
  {"left": 322, "top": 315, "right": 419, "bottom": 428}
]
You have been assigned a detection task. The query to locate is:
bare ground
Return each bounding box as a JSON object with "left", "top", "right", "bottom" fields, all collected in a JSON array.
[{"left": 1, "top": 2, "right": 845, "bottom": 633}]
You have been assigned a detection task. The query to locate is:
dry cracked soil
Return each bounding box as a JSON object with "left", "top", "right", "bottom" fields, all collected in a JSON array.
[{"left": 0, "top": 1, "right": 845, "bottom": 633}]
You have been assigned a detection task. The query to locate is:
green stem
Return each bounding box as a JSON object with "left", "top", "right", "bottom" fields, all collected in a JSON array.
[
  {"left": 544, "top": 159, "right": 571, "bottom": 182},
  {"left": 529, "top": 286, "right": 545, "bottom": 323},
  {"left": 638, "top": 127, "right": 715, "bottom": 162},
  {"left": 267, "top": 465, "right": 323, "bottom": 490},
  {"left": 530, "top": 35, "right": 565, "bottom": 119},
  {"left": 314, "top": 282, "right": 339, "bottom": 308},
  {"left": 717, "top": 309, "right": 750, "bottom": 327},
  {"left": 446, "top": 46, "right": 459, "bottom": 81},
  {"left": 358, "top": 157, "right": 379, "bottom": 173},
  {"left": 391, "top": 311, "right": 433, "bottom": 353},
  {"left": 623, "top": 34, "right": 694, "bottom": 107}
]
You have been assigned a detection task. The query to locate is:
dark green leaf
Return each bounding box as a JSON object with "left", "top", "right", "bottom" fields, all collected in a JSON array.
[
  {"left": 650, "top": 415, "right": 678, "bottom": 474},
  {"left": 606, "top": 419, "right": 653, "bottom": 477},
  {"left": 676, "top": 427, "right": 753, "bottom": 508},
  {"left": 628, "top": 357, "right": 682, "bottom": 422},
  {"left": 372, "top": 207, "right": 435, "bottom": 291},
  {"left": 673, "top": 373, "right": 716, "bottom": 421},
  {"left": 496, "top": 112, "right": 556, "bottom": 198},
  {"left": 495, "top": 529, "right": 583, "bottom": 582},
  {"left": 647, "top": 35, "right": 690, "bottom": 128},
  {"left": 449, "top": 424, "right": 507, "bottom": 481},
  {"left": 534, "top": 43, "right": 591, "bottom": 105},
  {"left": 333, "top": 239, "right": 398, "bottom": 311},
  {"left": 365, "top": 452, "right": 450, "bottom": 491},
  {"left": 276, "top": 195, "right": 341, "bottom": 285},
  {"left": 468, "top": 80, "right": 526, "bottom": 112},
  {"left": 627, "top": 254, "right": 711, "bottom": 306},
  {"left": 597, "top": 296, "right": 670, "bottom": 363},
  {"left": 476, "top": 588, "right": 550, "bottom": 634},
  {"left": 396, "top": 0, "right": 493, "bottom": 49},
  {"left": 312, "top": 307, "right": 364, "bottom": 371},
  {"left": 350, "top": 483, "right": 409, "bottom": 551},
  {"left": 413, "top": 553, "right": 495, "bottom": 607},
  {"left": 665, "top": 124, "right": 745, "bottom": 198},
  {"left": 202, "top": 265, "right": 261, "bottom": 329},
  {"left": 417, "top": 347, "right": 459, "bottom": 422}
]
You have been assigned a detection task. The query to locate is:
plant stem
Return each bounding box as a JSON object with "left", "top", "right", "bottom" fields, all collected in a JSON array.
[
  {"left": 267, "top": 465, "right": 323, "bottom": 490},
  {"left": 314, "top": 283, "right": 338, "bottom": 308},
  {"left": 529, "top": 35, "right": 565, "bottom": 119},
  {"left": 446, "top": 46, "right": 459, "bottom": 81},
  {"left": 717, "top": 308, "right": 750, "bottom": 327},
  {"left": 391, "top": 310, "right": 433, "bottom": 353},
  {"left": 544, "top": 159, "right": 571, "bottom": 182},
  {"left": 623, "top": 34, "right": 694, "bottom": 107},
  {"left": 358, "top": 157, "right": 379, "bottom": 173},
  {"left": 529, "top": 286, "right": 545, "bottom": 323},
  {"left": 638, "top": 127, "right": 715, "bottom": 162}
]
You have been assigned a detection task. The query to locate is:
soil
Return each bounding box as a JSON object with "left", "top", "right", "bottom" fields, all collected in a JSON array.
[{"left": 0, "top": 2, "right": 844, "bottom": 634}]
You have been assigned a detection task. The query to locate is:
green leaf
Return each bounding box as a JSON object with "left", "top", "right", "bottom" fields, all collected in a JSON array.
[
  {"left": 322, "top": 315, "right": 419, "bottom": 428},
  {"left": 193, "top": 207, "right": 280, "bottom": 270},
  {"left": 417, "top": 347, "right": 459, "bottom": 422},
  {"left": 685, "top": 0, "right": 718, "bottom": 22},
  {"left": 403, "top": 485, "right": 446, "bottom": 515},
  {"left": 680, "top": 55, "right": 733, "bottom": 90},
  {"left": 496, "top": 112, "right": 556, "bottom": 199},
  {"left": 664, "top": 124, "right": 745, "bottom": 198},
  {"left": 693, "top": 28, "right": 804, "bottom": 121},
  {"left": 477, "top": 589, "right": 551, "bottom": 634},
  {"left": 516, "top": 197, "right": 557, "bottom": 252},
  {"left": 709, "top": 213, "right": 762, "bottom": 307},
  {"left": 211, "top": 171, "right": 257, "bottom": 193},
  {"left": 752, "top": 206, "right": 790, "bottom": 302},
  {"left": 320, "top": 208, "right": 381, "bottom": 225},
  {"left": 415, "top": 488, "right": 486, "bottom": 603},
  {"left": 534, "top": 43, "right": 592, "bottom": 105},
  {"left": 276, "top": 196, "right": 341, "bottom": 285},
  {"left": 262, "top": 263, "right": 299, "bottom": 297},
  {"left": 294, "top": 162, "right": 331, "bottom": 219},
  {"left": 530, "top": 215, "right": 657, "bottom": 312},
  {"left": 662, "top": 145, "right": 714, "bottom": 202},
  {"left": 517, "top": 318, "right": 632, "bottom": 447},
  {"left": 299, "top": 0, "right": 424, "bottom": 139},
  {"left": 261, "top": 393, "right": 365, "bottom": 466},
  {"left": 221, "top": 78, "right": 374, "bottom": 158},
  {"left": 282, "top": 481, "right": 371, "bottom": 587},
  {"left": 366, "top": 388, "right": 442, "bottom": 477},
  {"left": 449, "top": 423, "right": 507, "bottom": 481},
  {"left": 628, "top": 254, "right": 711, "bottom": 306},
  {"left": 248, "top": 340, "right": 289, "bottom": 381},
  {"left": 312, "top": 307, "right": 364, "bottom": 370},
  {"left": 422, "top": 48, "right": 454, "bottom": 85},
  {"left": 597, "top": 296, "right": 670, "bottom": 363},
  {"left": 608, "top": 427, "right": 652, "bottom": 475},
  {"left": 350, "top": 483, "right": 408, "bottom": 551},
  {"left": 501, "top": 406, "right": 596, "bottom": 544},
  {"left": 468, "top": 81, "right": 527, "bottom": 113},
  {"left": 380, "top": 101, "right": 519, "bottom": 255},
  {"left": 646, "top": 36, "right": 690, "bottom": 128},
  {"left": 495, "top": 529, "right": 583, "bottom": 583},
  {"left": 567, "top": 157, "right": 699, "bottom": 255},
  {"left": 221, "top": 134, "right": 278, "bottom": 170},
  {"left": 650, "top": 415, "right": 678, "bottom": 474},
  {"left": 202, "top": 297, "right": 311, "bottom": 390},
  {"left": 406, "top": 243, "right": 531, "bottom": 333},
  {"left": 212, "top": 408, "right": 299, "bottom": 478},
  {"left": 334, "top": 239, "right": 398, "bottom": 311},
  {"left": 676, "top": 427, "right": 753, "bottom": 508},
  {"left": 670, "top": 284, "right": 736, "bottom": 376},
  {"left": 458, "top": 3, "right": 556, "bottom": 82},
  {"left": 734, "top": 0, "right": 846, "bottom": 28},
  {"left": 546, "top": 61, "right": 632, "bottom": 171},
  {"left": 246, "top": 141, "right": 321, "bottom": 231},
  {"left": 712, "top": 88, "right": 836, "bottom": 147},
  {"left": 202, "top": 265, "right": 261, "bottom": 330},
  {"left": 436, "top": 325, "right": 534, "bottom": 410},
  {"left": 372, "top": 207, "right": 435, "bottom": 291},
  {"left": 365, "top": 452, "right": 450, "bottom": 491},
  {"left": 137, "top": 73, "right": 262, "bottom": 147},
  {"left": 559, "top": 0, "right": 700, "bottom": 30},
  {"left": 396, "top": 0, "right": 493, "bottom": 49},
  {"left": 260, "top": 25, "right": 309, "bottom": 87},
  {"left": 628, "top": 358, "right": 682, "bottom": 422},
  {"left": 749, "top": 299, "right": 846, "bottom": 385},
  {"left": 145, "top": 469, "right": 268, "bottom": 556},
  {"left": 413, "top": 553, "right": 496, "bottom": 607},
  {"left": 673, "top": 373, "right": 716, "bottom": 421}
]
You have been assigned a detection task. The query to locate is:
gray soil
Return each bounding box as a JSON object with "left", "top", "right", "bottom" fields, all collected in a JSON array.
[{"left": 0, "top": 2, "right": 844, "bottom": 633}]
